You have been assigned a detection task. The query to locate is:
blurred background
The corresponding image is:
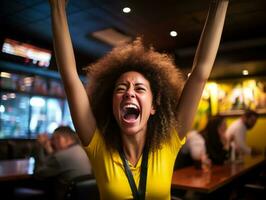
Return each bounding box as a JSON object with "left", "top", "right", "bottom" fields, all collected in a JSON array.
[{"left": 0, "top": 0, "right": 265, "bottom": 153}]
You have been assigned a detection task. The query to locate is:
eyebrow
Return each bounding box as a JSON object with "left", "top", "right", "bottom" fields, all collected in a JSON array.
[
  {"left": 135, "top": 83, "right": 147, "bottom": 87},
  {"left": 115, "top": 82, "right": 147, "bottom": 87},
  {"left": 115, "top": 82, "right": 127, "bottom": 87}
]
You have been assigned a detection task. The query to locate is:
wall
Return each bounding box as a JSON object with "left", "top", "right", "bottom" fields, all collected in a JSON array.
[
  {"left": 226, "top": 116, "right": 266, "bottom": 153},
  {"left": 193, "top": 77, "right": 266, "bottom": 153}
]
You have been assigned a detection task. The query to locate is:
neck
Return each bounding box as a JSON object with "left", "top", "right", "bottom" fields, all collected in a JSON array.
[{"left": 121, "top": 132, "right": 146, "bottom": 166}]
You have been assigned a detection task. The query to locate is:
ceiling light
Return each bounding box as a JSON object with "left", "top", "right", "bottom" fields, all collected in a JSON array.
[
  {"left": 242, "top": 70, "right": 249, "bottom": 76},
  {"left": 123, "top": 7, "right": 131, "bottom": 13},
  {"left": 170, "top": 31, "right": 178, "bottom": 37}
]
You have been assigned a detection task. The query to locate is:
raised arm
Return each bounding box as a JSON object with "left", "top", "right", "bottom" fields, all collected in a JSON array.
[
  {"left": 48, "top": 0, "right": 96, "bottom": 145},
  {"left": 176, "top": 0, "right": 229, "bottom": 139}
]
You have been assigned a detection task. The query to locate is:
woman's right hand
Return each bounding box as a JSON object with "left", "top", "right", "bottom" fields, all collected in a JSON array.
[{"left": 48, "top": 0, "right": 97, "bottom": 146}]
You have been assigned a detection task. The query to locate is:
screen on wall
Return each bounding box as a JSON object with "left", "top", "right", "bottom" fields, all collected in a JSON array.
[{"left": 1, "top": 38, "right": 52, "bottom": 68}]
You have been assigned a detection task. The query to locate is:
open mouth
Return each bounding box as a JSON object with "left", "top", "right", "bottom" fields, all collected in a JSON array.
[{"left": 122, "top": 104, "right": 140, "bottom": 122}]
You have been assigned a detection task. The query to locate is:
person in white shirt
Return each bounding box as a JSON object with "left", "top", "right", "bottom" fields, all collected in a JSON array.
[
  {"left": 185, "top": 115, "right": 229, "bottom": 167},
  {"left": 185, "top": 130, "right": 206, "bottom": 162},
  {"left": 225, "top": 109, "right": 259, "bottom": 156}
]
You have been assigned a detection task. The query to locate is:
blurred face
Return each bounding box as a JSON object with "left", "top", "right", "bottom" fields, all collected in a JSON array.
[
  {"left": 51, "top": 133, "right": 68, "bottom": 151},
  {"left": 246, "top": 115, "right": 257, "bottom": 129},
  {"left": 218, "top": 119, "right": 227, "bottom": 141},
  {"left": 112, "top": 71, "right": 156, "bottom": 136}
]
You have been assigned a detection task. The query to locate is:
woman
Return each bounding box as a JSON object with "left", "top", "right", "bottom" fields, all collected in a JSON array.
[
  {"left": 180, "top": 116, "right": 228, "bottom": 169},
  {"left": 203, "top": 116, "right": 229, "bottom": 165},
  {"left": 185, "top": 116, "right": 229, "bottom": 166},
  {"left": 48, "top": 0, "right": 229, "bottom": 199}
]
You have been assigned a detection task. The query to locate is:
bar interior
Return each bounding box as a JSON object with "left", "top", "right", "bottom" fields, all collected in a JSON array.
[{"left": 0, "top": 0, "right": 265, "bottom": 199}]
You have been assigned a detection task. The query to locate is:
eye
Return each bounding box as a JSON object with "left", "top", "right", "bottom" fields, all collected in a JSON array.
[
  {"left": 114, "top": 85, "right": 127, "bottom": 93},
  {"left": 135, "top": 87, "right": 146, "bottom": 92}
]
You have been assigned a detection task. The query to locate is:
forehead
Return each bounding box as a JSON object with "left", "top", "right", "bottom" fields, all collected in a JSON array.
[
  {"left": 116, "top": 71, "right": 149, "bottom": 84},
  {"left": 51, "top": 133, "right": 61, "bottom": 140},
  {"left": 220, "top": 119, "right": 226, "bottom": 126}
]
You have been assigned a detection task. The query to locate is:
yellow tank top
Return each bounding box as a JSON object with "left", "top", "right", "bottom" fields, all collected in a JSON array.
[{"left": 85, "top": 129, "right": 185, "bottom": 200}]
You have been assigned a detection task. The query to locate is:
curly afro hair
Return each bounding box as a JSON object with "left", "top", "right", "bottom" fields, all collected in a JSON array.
[{"left": 85, "top": 38, "right": 185, "bottom": 151}]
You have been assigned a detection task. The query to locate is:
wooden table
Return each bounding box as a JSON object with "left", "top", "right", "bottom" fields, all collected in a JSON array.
[
  {"left": 172, "top": 155, "right": 265, "bottom": 193},
  {"left": 0, "top": 158, "right": 34, "bottom": 181}
]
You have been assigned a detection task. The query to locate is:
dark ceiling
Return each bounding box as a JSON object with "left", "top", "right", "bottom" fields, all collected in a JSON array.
[{"left": 0, "top": 0, "right": 266, "bottom": 79}]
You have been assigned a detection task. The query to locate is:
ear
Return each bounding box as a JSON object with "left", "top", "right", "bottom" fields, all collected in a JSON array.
[{"left": 151, "top": 104, "right": 156, "bottom": 115}]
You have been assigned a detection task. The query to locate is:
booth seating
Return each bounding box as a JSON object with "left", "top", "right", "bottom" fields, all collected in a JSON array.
[
  {"left": 13, "top": 187, "right": 47, "bottom": 200},
  {"left": 65, "top": 174, "right": 99, "bottom": 200}
]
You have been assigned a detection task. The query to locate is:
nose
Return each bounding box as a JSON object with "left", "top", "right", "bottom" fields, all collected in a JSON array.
[{"left": 123, "top": 87, "right": 135, "bottom": 99}]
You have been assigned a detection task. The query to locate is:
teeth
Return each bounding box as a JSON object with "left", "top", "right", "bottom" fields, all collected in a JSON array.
[
  {"left": 122, "top": 104, "right": 139, "bottom": 114},
  {"left": 124, "top": 104, "right": 138, "bottom": 109}
]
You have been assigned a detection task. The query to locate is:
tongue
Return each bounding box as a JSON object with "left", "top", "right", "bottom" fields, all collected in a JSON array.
[{"left": 124, "top": 114, "right": 137, "bottom": 122}]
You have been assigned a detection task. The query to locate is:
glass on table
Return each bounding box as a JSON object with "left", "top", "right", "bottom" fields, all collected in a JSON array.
[{"left": 193, "top": 154, "right": 212, "bottom": 172}]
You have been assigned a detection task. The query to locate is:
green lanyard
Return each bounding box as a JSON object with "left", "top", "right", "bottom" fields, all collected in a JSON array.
[{"left": 119, "top": 145, "right": 149, "bottom": 200}]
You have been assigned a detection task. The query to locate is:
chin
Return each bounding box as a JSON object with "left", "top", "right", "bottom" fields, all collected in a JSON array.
[
  {"left": 121, "top": 129, "right": 139, "bottom": 136},
  {"left": 120, "top": 126, "right": 144, "bottom": 136}
]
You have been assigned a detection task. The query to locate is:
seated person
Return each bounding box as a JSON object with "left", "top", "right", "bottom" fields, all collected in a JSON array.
[
  {"left": 185, "top": 115, "right": 229, "bottom": 167},
  {"left": 182, "top": 129, "right": 211, "bottom": 169},
  {"left": 34, "top": 126, "right": 92, "bottom": 199},
  {"left": 203, "top": 115, "right": 230, "bottom": 165},
  {"left": 225, "top": 109, "right": 260, "bottom": 157}
]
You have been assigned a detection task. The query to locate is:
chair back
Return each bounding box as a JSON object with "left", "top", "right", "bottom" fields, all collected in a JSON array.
[{"left": 65, "top": 174, "right": 99, "bottom": 200}]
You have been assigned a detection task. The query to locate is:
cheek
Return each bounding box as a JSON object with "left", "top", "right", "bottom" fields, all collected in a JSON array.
[
  {"left": 219, "top": 124, "right": 227, "bottom": 137},
  {"left": 147, "top": 95, "right": 155, "bottom": 113},
  {"left": 140, "top": 96, "right": 154, "bottom": 115},
  {"left": 112, "top": 95, "right": 121, "bottom": 117},
  {"left": 219, "top": 126, "right": 224, "bottom": 133},
  {"left": 54, "top": 142, "right": 59, "bottom": 150}
]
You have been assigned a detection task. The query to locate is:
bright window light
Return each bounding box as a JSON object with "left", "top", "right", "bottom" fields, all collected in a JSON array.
[
  {"left": 8, "top": 93, "right": 16, "bottom": 99},
  {"left": 0, "top": 105, "right": 5, "bottom": 113},
  {"left": 30, "top": 97, "right": 45, "bottom": 107},
  {"left": 2, "top": 95, "right": 7, "bottom": 100}
]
